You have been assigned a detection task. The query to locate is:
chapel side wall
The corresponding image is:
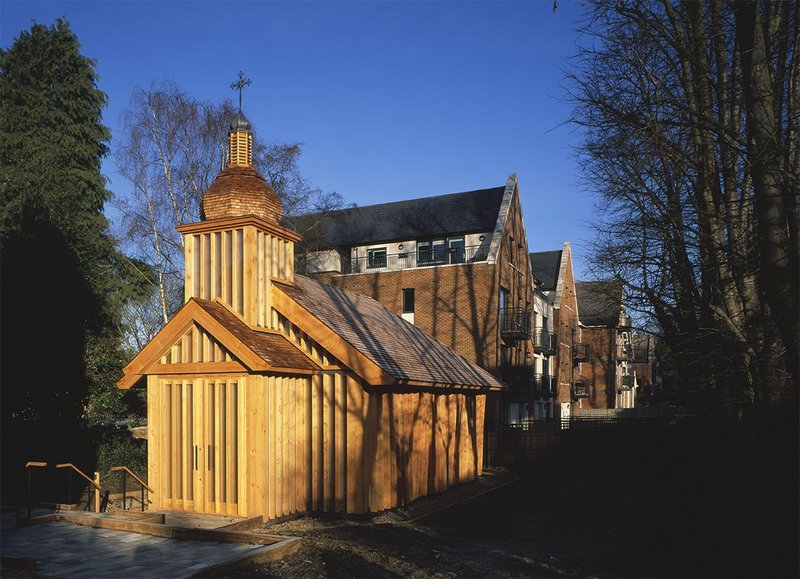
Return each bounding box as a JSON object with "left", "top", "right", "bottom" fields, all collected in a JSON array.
[
  {"left": 246, "top": 373, "right": 488, "bottom": 518},
  {"left": 148, "top": 369, "right": 488, "bottom": 520},
  {"left": 244, "top": 374, "right": 312, "bottom": 519},
  {"left": 345, "top": 388, "right": 486, "bottom": 515}
]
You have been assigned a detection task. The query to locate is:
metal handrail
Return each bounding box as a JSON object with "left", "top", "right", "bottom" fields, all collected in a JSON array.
[
  {"left": 110, "top": 466, "right": 152, "bottom": 512},
  {"left": 23, "top": 461, "right": 47, "bottom": 519},
  {"left": 57, "top": 463, "right": 101, "bottom": 513},
  {"left": 56, "top": 463, "right": 100, "bottom": 489},
  {"left": 110, "top": 467, "right": 153, "bottom": 493}
]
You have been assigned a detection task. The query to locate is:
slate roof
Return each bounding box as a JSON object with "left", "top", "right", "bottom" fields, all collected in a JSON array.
[
  {"left": 529, "top": 250, "right": 563, "bottom": 291},
  {"left": 277, "top": 276, "right": 506, "bottom": 390},
  {"left": 288, "top": 186, "right": 506, "bottom": 247},
  {"left": 193, "top": 298, "right": 318, "bottom": 370},
  {"left": 575, "top": 280, "right": 624, "bottom": 327}
]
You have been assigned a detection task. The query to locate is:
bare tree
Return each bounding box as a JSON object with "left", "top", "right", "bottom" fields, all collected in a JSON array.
[{"left": 570, "top": 0, "right": 798, "bottom": 411}]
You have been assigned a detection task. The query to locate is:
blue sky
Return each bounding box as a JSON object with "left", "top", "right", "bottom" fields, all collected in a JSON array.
[{"left": 1, "top": 0, "right": 594, "bottom": 277}]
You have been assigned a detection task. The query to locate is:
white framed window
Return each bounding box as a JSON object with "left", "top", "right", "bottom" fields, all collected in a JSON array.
[{"left": 367, "top": 247, "right": 387, "bottom": 268}]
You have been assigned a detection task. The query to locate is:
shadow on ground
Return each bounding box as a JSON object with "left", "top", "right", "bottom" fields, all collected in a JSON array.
[{"left": 237, "top": 408, "right": 798, "bottom": 578}]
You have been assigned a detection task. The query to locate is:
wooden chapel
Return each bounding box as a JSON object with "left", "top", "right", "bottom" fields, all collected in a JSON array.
[{"left": 117, "top": 109, "right": 504, "bottom": 520}]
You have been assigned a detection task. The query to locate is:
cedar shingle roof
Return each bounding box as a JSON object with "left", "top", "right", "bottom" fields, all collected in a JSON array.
[
  {"left": 278, "top": 276, "right": 506, "bottom": 390},
  {"left": 530, "top": 250, "right": 563, "bottom": 291},
  {"left": 193, "top": 298, "right": 318, "bottom": 370},
  {"left": 575, "top": 280, "right": 624, "bottom": 327},
  {"left": 201, "top": 165, "right": 283, "bottom": 223},
  {"left": 288, "top": 186, "right": 505, "bottom": 247}
]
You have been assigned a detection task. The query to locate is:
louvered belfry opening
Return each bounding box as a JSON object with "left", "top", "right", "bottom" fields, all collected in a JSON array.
[{"left": 228, "top": 129, "right": 252, "bottom": 167}]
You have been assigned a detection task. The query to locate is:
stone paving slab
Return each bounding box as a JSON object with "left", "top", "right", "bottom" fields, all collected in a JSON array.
[{"left": 1, "top": 520, "right": 280, "bottom": 578}]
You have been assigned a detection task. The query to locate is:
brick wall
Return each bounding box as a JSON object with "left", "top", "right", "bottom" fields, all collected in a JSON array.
[
  {"left": 552, "top": 244, "right": 579, "bottom": 405},
  {"left": 575, "top": 326, "right": 616, "bottom": 410},
  {"left": 318, "top": 261, "right": 500, "bottom": 370}
]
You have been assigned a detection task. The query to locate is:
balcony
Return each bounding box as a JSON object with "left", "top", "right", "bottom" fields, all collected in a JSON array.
[
  {"left": 573, "top": 343, "right": 590, "bottom": 362},
  {"left": 619, "top": 375, "right": 635, "bottom": 390},
  {"left": 500, "top": 308, "right": 532, "bottom": 341},
  {"left": 572, "top": 381, "right": 590, "bottom": 399},
  {"left": 533, "top": 373, "right": 556, "bottom": 398},
  {"left": 617, "top": 344, "right": 634, "bottom": 362},
  {"left": 533, "top": 329, "right": 556, "bottom": 354},
  {"left": 342, "top": 245, "right": 489, "bottom": 274}
]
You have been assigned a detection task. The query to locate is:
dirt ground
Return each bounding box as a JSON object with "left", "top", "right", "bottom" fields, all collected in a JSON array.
[{"left": 236, "top": 417, "right": 798, "bottom": 579}]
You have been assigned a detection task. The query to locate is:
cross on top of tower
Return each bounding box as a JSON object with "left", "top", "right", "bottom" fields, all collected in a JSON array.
[{"left": 230, "top": 71, "right": 251, "bottom": 113}]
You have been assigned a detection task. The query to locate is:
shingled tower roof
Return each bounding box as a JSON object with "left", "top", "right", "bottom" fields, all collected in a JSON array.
[{"left": 200, "top": 111, "right": 283, "bottom": 223}]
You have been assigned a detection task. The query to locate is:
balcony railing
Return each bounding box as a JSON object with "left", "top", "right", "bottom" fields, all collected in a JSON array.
[
  {"left": 533, "top": 373, "right": 556, "bottom": 398},
  {"left": 620, "top": 375, "right": 635, "bottom": 389},
  {"left": 617, "top": 345, "right": 634, "bottom": 362},
  {"left": 342, "top": 245, "right": 489, "bottom": 274},
  {"left": 572, "top": 381, "right": 590, "bottom": 399},
  {"left": 573, "top": 343, "right": 590, "bottom": 362},
  {"left": 533, "top": 329, "right": 556, "bottom": 354},
  {"left": 500, "top": 308, "right": 532, "bottom": 341}
]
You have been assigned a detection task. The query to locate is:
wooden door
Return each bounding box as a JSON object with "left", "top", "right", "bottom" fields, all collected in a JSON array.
[{"left": 160, "top": 377, "right": 239, "bottom": 515}]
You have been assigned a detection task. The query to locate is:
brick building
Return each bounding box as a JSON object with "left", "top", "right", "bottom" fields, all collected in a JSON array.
[
  {"left": 295, "top": 175, "right": 558, "bottom": 426},
  {"left": 573, "top": 280, "right": 636, "bottom": 411},
  {"left": 530, "top": 244, "right": 583, "bottom": 418}
]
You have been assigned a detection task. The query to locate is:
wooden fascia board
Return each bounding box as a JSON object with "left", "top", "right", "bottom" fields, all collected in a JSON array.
[
  {"left": 117, "top": 305, "right": 198, "bottom": 388},
  {"left": 268, "top": 366, "right": 318, "bottom": 376},
  {"left": 177, "top": 215, "right": 302, "bottom": 242},
  {"left": 272, "top": 287, "right": 394, "bottom": 386},
  {"left": 390, "top": 379, "right": 506, "bottom": 392},
  {"left": 148, "top": 361, "right": 248, "bottom": 375}
]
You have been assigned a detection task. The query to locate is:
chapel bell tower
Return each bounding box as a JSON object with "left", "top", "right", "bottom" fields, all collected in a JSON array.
[{"left": 176, "top": 75, "right": 300, "bottom": 328}]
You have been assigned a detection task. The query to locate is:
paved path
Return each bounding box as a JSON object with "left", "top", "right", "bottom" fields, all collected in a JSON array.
[{"left": 1, "top": 518, "right": 271, "bottom": 577}]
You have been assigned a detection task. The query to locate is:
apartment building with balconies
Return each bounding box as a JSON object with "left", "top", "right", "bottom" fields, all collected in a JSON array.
[
  {"left": 573, "top": 280, "right": 637, "bottom": 410},
  {"left": 530, "top": 243, "right": 580, "bottom": 418},
  {"left": 293, "top": 174, "right": 552, "bottom": 428}
]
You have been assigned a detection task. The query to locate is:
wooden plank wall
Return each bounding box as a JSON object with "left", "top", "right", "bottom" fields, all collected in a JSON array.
[
  {"left": 244, "top": 374, "right": 311, "bottom": 519},
  {"left": 183, "top": 225, "right": 294, "bottom": 327},
  {"left": 148, "top": 377, "right": 241, "bottom": 516},
  {"left": 159, "top": 324, "right": 234, "bottom": 365},
  {"left": 272, "top": 312, "right": 336, "bottom": 367},
  {"left": 344, "top": 389, "right": 487, "bottom": 515},
  {"left": 149, "top": 373, "right": 487, "bottom": 520},
  {"left": 245, "top": 375, "right": 486, "bottom": 518}
]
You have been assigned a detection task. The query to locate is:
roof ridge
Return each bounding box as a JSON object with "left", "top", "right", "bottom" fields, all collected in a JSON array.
[{"left": 300, "top": 185, "right": 507, "bottom": 218}]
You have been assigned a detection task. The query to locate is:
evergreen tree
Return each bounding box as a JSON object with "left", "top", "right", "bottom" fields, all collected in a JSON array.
[{"left": 0, "top": 19, "right": 138, "bottom": 499}]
